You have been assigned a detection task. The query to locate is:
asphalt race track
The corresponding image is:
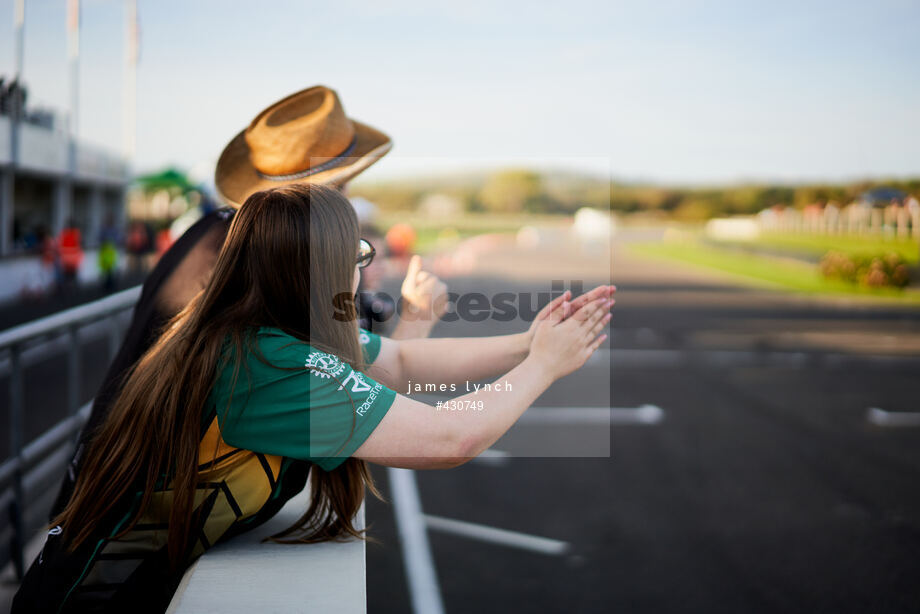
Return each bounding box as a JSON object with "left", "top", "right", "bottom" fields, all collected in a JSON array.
[
  {"left": 363, "top": 252, "right": 920, "bottom": 613},
  {"left": 2, "top": 238, "right": 919, "bottom": 613}
]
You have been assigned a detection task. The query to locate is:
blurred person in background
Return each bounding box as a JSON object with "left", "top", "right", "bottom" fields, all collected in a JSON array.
[
  {"left": 14, "top": 184, "right": 613, "bottom": 612},
  {"left": 19, "top": 225, "right": 59, "bottom": 300},
  {"left": 57, "top": 219, "right": 83, "bottom": 294},
  {"left": 351, "top": 202, "right": 448, "bottom": 338},
  {"left": 385, "top": 221, "right": 417, "bottom": 259},
  {"left": 125, "top": 220, "right": 152, "bottom": 275},
  {"left": 155, "top": 224, "right": 174, "bottom": 259},
  {"left": 98, "top": 215, "right": 121, "bottom": 294},
  {"left": 97, "top": 239, "right": 118, "bottom": 294},
  {"left": 38, "top": 225, "right": 61, "bottom": 294}
]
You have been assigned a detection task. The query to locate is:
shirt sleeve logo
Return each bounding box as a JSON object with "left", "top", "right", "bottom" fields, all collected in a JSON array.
[
  {"left": 359, "top": 331, "right": 371, "bottom": 345},
  {"left": 339, "top": 370, "right": 372, "bottom": 393},
  {"left": 305, "top": 351, "right": 347, "bottom": 379}
]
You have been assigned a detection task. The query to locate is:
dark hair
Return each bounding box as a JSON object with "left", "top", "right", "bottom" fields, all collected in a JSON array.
[{"left": 53, "top": 183, "right": 382, "bottom": 568}]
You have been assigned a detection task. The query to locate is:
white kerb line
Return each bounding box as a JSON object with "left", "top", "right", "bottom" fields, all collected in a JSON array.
[
  {"left": 423, "top": 514, "right": 571, "bottom": 556},
  {"left": 471, "top": 448, "right": 511, "bottom": 466},
  {"left": 519, "top": 405, "right": 664, "bottom": 425},
  {"left": 866, "top": 407, "right": 920, "bottom": 427},
  {"left": 387, "top": 468, "right": 445, "bottom": 614}
]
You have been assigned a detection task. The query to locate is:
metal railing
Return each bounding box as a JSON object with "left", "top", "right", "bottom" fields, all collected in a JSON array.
[{"left": 0, "top": 286, "right": 141, "bottom": 579}]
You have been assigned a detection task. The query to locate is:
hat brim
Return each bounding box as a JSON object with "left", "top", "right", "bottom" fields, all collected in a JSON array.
[{"left": 214, "top": 119, "right": 392, "bottom": 208}]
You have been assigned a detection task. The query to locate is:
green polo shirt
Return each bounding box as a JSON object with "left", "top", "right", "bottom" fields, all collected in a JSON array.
[{"left": 211, "top": 327, "right": 396, "bottom": 471}]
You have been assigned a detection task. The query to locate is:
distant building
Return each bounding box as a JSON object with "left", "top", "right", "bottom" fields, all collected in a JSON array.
[
  {"left": 0, "top": 109, "right": 129, "bottom": 256},
  {"left": 573, "top": 207, "right": 616, "bottom": 240},
  {"left": 418, "top": 193, "right": 462, "bottom": 218},
  {"left": 705, "top": 216, "right": 760, "bottom": 241}
]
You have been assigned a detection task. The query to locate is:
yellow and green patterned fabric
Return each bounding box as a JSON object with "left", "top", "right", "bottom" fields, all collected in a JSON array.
[{"left": 68, "top": 328, "right": 394, "bottom": 606}]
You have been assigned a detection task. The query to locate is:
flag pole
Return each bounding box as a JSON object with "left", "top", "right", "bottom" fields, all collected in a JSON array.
[
  {"left": 68, "top": 0, "right": 80, "bottom": 149},
  {"left": 123, "top": 0, "right": 137, "bottom": 165},
  {"left": 12, "top": 0, "right": 24, "bottom": 163}
]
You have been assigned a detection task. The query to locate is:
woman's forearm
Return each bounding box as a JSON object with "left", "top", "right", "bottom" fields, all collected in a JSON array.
[
  {"left": 436, "top": 355, "right": 553, "bottom": 458},
  {"left": 397, "top": 332, "right": 530, "bottom": 386},
  {"left": 388, "top": 314, "right": 436, "bottom": 340}
]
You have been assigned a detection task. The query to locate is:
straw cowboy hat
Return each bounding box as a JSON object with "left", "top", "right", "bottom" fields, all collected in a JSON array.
[{"left": 215, "top": 85, "right": 392, "bottom": 207}]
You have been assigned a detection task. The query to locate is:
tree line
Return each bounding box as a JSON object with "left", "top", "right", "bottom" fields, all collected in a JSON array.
[{"left": 351, "top": 170, "right": 920, "bottom": 220}]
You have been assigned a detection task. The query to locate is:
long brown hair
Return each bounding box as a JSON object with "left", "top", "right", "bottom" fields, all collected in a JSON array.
[{"left": 52, "top": 183, "right": 382, "bottom": 567}]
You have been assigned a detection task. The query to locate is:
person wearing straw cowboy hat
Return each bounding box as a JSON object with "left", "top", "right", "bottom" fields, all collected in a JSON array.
[{"left": 21, "top": 86, "right": 447, "bottom": 610}]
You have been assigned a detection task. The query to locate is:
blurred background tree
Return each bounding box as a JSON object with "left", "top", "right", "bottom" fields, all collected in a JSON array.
[
  {"left": 478, "top": 169, "right": 543, "bottom": 213},
  {"left": 351, "top": 169, "right": 918, "bottom": 220}
]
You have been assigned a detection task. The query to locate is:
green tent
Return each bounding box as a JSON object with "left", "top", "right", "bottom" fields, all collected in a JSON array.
[{"left": 134, "top": 167, "right": 196, "bottom": 194}]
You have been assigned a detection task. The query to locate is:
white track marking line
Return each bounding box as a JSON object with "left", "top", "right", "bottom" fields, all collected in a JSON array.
[
  {"left": 387, "top": 468, "right": 445, "bottom": 614},
  {"left": 471, "top": 448, "right": 511, "bottom": 466},
  {"left": 866, "top": 407, "right": 920, "bottom": 427},
  {"left": 423, "top": 514, "right": 571, "bottom": 556},
  {"left": 585, "top": 347, "right": 920, "bottom": 368},
  {"left": 519, "top": 405, "right": 664, "bottom": 425}
]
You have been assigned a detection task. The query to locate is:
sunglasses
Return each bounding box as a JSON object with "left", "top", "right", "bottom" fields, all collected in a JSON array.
[{"left": 357, "top": 238, "right": 376, "bottom": 269}]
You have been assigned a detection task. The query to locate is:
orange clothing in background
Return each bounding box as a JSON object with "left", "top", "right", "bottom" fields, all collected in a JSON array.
[
  {"left": 58, "top": 228, "right": 83, "bottom": 274},
  {"left": 156, "top": 228, "right": 174, "bottom": 257}
]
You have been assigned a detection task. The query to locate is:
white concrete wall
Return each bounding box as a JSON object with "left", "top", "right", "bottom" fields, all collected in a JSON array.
[
  {"left": 18, "top": 123, "right": 69, "bottom": 175},
  {"left": 1, "top": 116, "right": 127, "bottom": 182},
  {"left": 167, "top": 489, "right": 367, "bottom": 614}
]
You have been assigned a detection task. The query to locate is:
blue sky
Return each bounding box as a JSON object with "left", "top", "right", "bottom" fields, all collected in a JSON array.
[{"left": 1, "top": 0, "right": 918, "bottom": 185}]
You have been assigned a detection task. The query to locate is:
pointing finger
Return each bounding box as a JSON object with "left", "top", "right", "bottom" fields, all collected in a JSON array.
[{"left": 406, "top": 254, "right": 423, "bottom": 280}]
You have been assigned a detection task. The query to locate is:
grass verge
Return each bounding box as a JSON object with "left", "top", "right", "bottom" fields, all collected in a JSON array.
[
  {"left": 629, "top": 240, "right": 920, "bottom": 305},
  {"left": 716, "top": 232, "right": 920, "bottom": 264}
]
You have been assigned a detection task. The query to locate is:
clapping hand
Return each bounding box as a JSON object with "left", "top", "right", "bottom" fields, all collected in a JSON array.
[
  {"left": 526, "top": 284, "right": 616, "bottom": 345},
  {"left": 529, "top": 293, "right": 613, "bottom": 380}
]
